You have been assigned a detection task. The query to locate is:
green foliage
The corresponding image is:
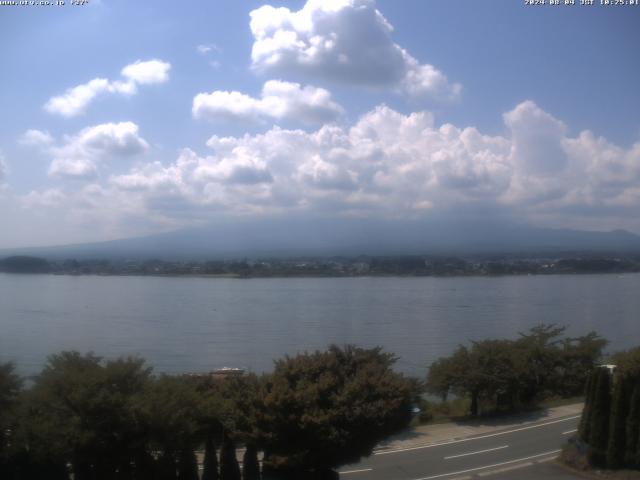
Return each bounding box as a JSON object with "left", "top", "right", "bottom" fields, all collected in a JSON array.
[
  {"left": 177, "top": 448, "right": 199, "bottom": 480},
  {"left": 426, "top": 324, "right": 606, "bottom": 417},
  {"left": 587, "top": 368, "right": 611, "bottom": 467},
  {"left": 578, "top": 370, "right": 597, "bottom": 443},
  {"left": 201, "top": 435, "right": 219, "bottom": 480},
  {"left": 259, "top": 344, "right": 416, "bottom": 471},
  {"left": 626, "top": 385, "right": 640, "bottom": 468},
  {"left": 219, "top": 437, "right": 241, "bottom": 480},
  {"left": 242, "top": 444, "right": 260, "bottom": 480},
  {"left": 607, "top": 376, "right": 631, "bottom": 468}
]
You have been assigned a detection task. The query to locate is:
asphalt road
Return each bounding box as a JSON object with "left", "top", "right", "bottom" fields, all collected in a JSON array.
[{"left": 339, "top": 414, "right": 581, "bottom": 480}]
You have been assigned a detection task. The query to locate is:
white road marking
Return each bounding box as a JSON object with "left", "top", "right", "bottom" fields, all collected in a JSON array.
[
  {"left": 374, "top": 415, "right": 580, "bottom": 456},
  {"left": 411, "top": 449, "right": 561, "bottom": 480},
  {"left": 562, "top": 429, "right": 578, "bottom": 435},
  {"left": 339, "top": 468, "right": 373, "bottom": 474},
  {"left": 444, "top": 445, "right": 508, "bottom": 460}
]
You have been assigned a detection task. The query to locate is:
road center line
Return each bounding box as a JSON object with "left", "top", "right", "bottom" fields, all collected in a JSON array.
[
  {"left": 412, "top": 449, "right": 561, "bottom": 480},
  {"left": 562, "top": 429, "right": 578, "bottom": 435},
  {"left": 374, "top": 415, "right": 579, "bottom": 456},
  {"left": 444, "top": 445, "right": 508, "bottom": 460},
  {"left": 339, "top": 468, "right": 373, "bottom": 474}
]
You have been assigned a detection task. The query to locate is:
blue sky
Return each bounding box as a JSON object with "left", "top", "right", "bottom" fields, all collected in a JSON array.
[{"left": 0, "top": 0, "right": 639, "bottom": 247}]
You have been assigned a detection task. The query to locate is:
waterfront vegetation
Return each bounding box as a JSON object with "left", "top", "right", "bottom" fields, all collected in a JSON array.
[
  {"left": 563, "top": 346, "right": 640, "bottom": 473},
  {"left": 2, "top": 254, "right": 640, "bottom": 277},
  {"left": 0, "top": 326, "right": 632, "bottom": 479},
  {"left": 0, "top": 345, "right": 417, "bottom": 480}
]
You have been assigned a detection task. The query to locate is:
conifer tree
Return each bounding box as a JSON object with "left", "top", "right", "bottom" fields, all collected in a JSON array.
[
  {"left": 242, "top": 444, "right": 260, "bottom": 480},
  {"left": 579, "top": 371, "right": 596, "bottom": 443},
  {"left": 587, "top": 368, "right": 612, "bottom": 467},
  {"left": 625, "top": 384, "right": 640, "bottom": 468},
  {"left": 177, "top": 448, "right": 199, "bottom": 480},
  {"left": 220, "top": 437, "right": 241, "bottom": 480},
  {"left": 606, "top": 376, "right": 630, "bottom": 468},
  {"left": 202, "top": 435, "right": 219, "bottom": 480}
]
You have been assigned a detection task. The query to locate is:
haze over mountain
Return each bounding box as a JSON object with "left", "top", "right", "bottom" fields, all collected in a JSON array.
[{"left": 3, "top": 218, "right": 640, "bottom": 261}]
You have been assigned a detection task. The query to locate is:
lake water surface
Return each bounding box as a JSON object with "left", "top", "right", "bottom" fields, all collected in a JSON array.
[{"left": 1, "top": 273, "right": 639, "bottom": 377}]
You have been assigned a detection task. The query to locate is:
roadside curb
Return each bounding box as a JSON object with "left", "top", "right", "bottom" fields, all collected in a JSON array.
[{"left": 372, "top": 403, "right": 583, "bottom": 455}]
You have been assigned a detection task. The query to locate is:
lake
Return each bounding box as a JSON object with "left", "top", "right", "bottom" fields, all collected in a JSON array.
[{"left": 1, "top": 273, "right": 639, "bottom": 377}]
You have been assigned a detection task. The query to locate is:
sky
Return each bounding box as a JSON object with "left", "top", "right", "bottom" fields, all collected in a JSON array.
[{"left": 0, "top": 0, "right": 639, "bottom": 248}]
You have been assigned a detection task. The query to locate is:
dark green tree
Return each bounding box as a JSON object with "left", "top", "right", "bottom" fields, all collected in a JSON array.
[
  {"left": 625, "top": 385, "right": 640, "bottom": 468},
  {"left": 202, "top": 435, "right": 219, "bottom": 480},
  {"left": 177, "top": 448, "right": 199, "bottom": 480},
  {"left": 242, "top": 444, "right": 260, "bottom": 480},
  {"left": 587, "top": 367, "right": 612, "bottom": 467},
  {"left": 578, "top": 370, "right": 597, "bottom": 443},
  {"left": 606, "top": 376, "right": 631, "bottom": 468},
  {"left": 259, "top": 345, "right": 416, "bottom": 474},
  {"left": 23, "top": 352, "right": 152, "bottom": 479},
  {"left": 219, "top": 436, "right": 241, "bottom": 480}
]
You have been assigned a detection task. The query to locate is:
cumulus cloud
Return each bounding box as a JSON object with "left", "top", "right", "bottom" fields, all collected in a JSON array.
[
  {"left": 44, "top": 59, "right": 171, "bottom": 117},
  {"left": 48, "top": 122, "right": 149, "bottom": 179},
  {"left": 19, "top": 129, "right": 54, "bottom": 147},
  {"left": 192, "top": 80, "right": 344, "bottom": 125},
  {"left": 249, "top": 0, "right": 461, "bottom": 100},
  {"left": 120, "top": 59, "right": 171, "bottom": 85},
  {"left": 20, "top": 101, "right": 640, "bottom": 234}
]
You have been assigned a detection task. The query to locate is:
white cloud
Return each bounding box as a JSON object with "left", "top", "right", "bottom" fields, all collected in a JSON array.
[
  {"left": 19, "top": 129, "right": 54, "bottom": 147},
  {"left": 19, "top": 101, "right": 640, "bottom": 235},
  {"left": 120, "top": 59, "right": 171, "bottom": 85},
  {"left": 21, "top": 188, "right": 66, "bottom": 208},
  {"left": 192, "top": 80, "right": 344, "bottom": 125},
  {"left": 44, "top": 59, "right": 170, "bottom": 117},
  {"left": 249, "top": 0, "right": 461, "bottom": 100},
  {"left": 0, "top": 153, "right": 6, "bottom": 183},
  {"left": 48, "top": 122, "right": 149, "bottom": 179},
  {"left": 196, "top": 44, "right": 220, "bottom": 55}
]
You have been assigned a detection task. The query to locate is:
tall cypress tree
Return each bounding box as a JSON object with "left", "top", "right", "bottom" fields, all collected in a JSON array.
[
  {"left": 219, "top": 437, "right": 241, "bottom": 480},
  {"left": 626, "top": 385, "right": 640, "bottom": 468},
  {"left": 177, "top": 448, "right": 199, "bottom": 480},
  {"left": 606, "top": 376, "right": 630, "bottom": 468},
  {"left": 242, "top": 444, "right": 260, "bottom": 480},
  {"left": 588, "top": 368, "right": 612, "bottom": 467},
  {"left": 579, "top": 371, "right": 596, "bottom": 443},
  {"left": 202, "top": 435, "right": 219, "bottom": 480}
]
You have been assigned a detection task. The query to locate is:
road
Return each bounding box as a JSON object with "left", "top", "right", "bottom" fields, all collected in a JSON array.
[{"left": 339, "top": 413, "right": 580, "bottom": 480}]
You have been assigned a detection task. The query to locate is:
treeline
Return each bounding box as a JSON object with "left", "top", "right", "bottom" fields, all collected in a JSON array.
[
  {"left": 576, "top": 347, "right": 640, "bottom": 469},
  {"left": 3, "top": 254, "right": 640, "bottom": 278},
  {"left": 426, "top": 325, "right": 607, "bottom": 416},
  {"left": 0, "top": 346, "right": 417, "bottom": 480}
]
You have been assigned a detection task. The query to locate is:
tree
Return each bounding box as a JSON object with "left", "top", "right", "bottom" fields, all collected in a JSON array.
[
  {"left": 219, "top": 436, "right": 241, "bottom": 480},
  {"left": 259, "top": 345, "right": 416, "bottom": 474},
  {"left": 578, "top": 370, "right": 597, "bottom": 443},
  {"left": 136, "top": 375, "right": 203, "bottom": 479},
  {"left": 0, "top": 362, "right": 22, "bottom": 478},
  {"left": 201, "top": 435, "right": 219, "bottom": 480},
  {"left": 242, "top": 444, "right": 260, "bottom": 480},
  {"left": 588, "top": 367, "right": 611, "bottom": 467},
  {"left": 625, "top": 385, "right": 640, "bottom": 468},
  {"left": 177, "top": 448, "right": 199, "bottom": 480},
  {"left": 23, "top": 352, "right": 152, "bottom": 479},
  {"left": 606, "top": 376, "right": 631, "bottom": 468}
]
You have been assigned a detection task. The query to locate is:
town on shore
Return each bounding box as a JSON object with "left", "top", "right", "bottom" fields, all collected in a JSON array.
[{"left": 1, "top": 253, "right": 640, "bottom": 277}]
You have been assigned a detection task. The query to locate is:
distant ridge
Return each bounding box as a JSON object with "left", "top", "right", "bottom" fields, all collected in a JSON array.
[{"left": 2, "top": 218, "right": 640, "bottom": 260}]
